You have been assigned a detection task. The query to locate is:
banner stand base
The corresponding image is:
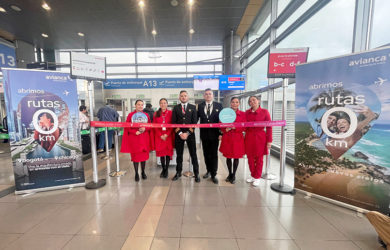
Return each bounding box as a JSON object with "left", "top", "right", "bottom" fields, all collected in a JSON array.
[
  {"left": 85, "top": 179, "right": 106, "bottom": 189},
  {"left": 262, "top": 173, "right": 277, "bottom": 180},
  {"left": 183, "top": 171, "right": 194, "bottom": 177},
  {"left": 109, "top": 171, "right": 126, "bottom": 177},
  {"left": 270, "top": 183, "right": 295, "bottom": 194}
]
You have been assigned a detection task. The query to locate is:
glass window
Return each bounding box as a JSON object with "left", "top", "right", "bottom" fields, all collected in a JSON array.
[
  {"left": 371, "top": 0, "right": 390, "bottom": 48},
  {"left": 138, "top": 51, "right": 186, "bottom": 63},
  {"left": 249, "top": 13, "right": 271, "bottom": 43},
  {"left": 247, "top": 53, "right": 269, "bottom": 91},
  {"left": 89, "top": 52, "right": 135, "bottom": 64},
  {"left": 187, "top": 51, "right": 222, "bottom": 63},
  {"left": 277, "top": 0, "right": 355, "bottom": 61},
  {"left": 138, "top": 65, "right": 186, "bottom": 73},
  {"left": 106, "top": 66, "right": 135, "bottom": 74},
  {"left": 187, "top": 65, "right": 217, "bottom": 72},
  {"left": 248, "top": 40, "right": 269, "bottom": 63},
  {"left": 277, "top": 0, "right": 317, "bottom": 36},
  {"left": 278, "top": 0, "right": 292, "bottom": 16}
]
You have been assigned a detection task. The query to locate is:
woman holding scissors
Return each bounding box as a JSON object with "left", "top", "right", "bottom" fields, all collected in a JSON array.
[
  {"left": 121, "top": 99, "right": 151, "bottom": 182},
  {"left": 153, "top": 98, "right": 174, "bottom": 178},
  {"left": 219, "top": 97, "right": 246, "bottom": 184},
  {"left": 245, "top": 96, "right": 272, "bottom": 187}
]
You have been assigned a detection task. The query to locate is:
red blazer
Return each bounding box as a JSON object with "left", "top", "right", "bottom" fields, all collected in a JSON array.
[
  {"left": 120, "top": 111, "right": 151, "bottom": 154},
  {"left": 244, "top": 107, "right": 272, "bottom": 157},
  {"left": 219, "top": 109, "right": 246, "bottom": 159},
  {"left": 152, "top": 110, "right": 174, "bottom": 152}
]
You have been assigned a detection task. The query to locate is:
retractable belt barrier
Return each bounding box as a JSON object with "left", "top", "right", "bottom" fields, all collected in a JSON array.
[{"left": 90, "top": 120, "right": 286, "bottom": 129}]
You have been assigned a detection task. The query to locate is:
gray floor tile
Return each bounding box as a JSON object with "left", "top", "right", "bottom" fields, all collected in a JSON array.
[
  {"left": 185, "top": 187, "right": 225, "bottom": 206},
  {"left": 220, "top": 186, "right": 266, "bottom": 207},
  {"left": 151, "top": 237, "right": 180, "bottom": 250},
  {"left": 155, "top": 206, "right": 183, "bottom": 237},
  {"left": 269, "top": 206, "right": 347, "bottom": 240},
  {"left": 237, "top": 239, "right": 300, "bottom": 250},
  {"left": 29, "top": 204, "right": 102, "bottom": 235},
  {"left": 294, "top": 240, "right": 361, "bottom": 250},
  {"left": 179, "top": 238, "right": 239, "bottom": 250},
  {"left": 4, "top": 234, "right": 72, "bottom": 250},
  {"left": 0, "top": 234, "right": 21, "bottom": 250},
  {"left": 227, "top": 207, "right": 291, "bottom": 239},
  {"left": 78, "top": 203, "right": 144, "bottom": 236},
  {"left": 0, "top": 203, "right": 63, "bottom": 233},
  {"left": 353, "top": 240, "right": 385, "bottom": 250},
  {"left": 62, "top": 235, "right": 126, "bottom": 250},
  {"left": 165, "top": 186, "right": 186, "bottom": 206}
]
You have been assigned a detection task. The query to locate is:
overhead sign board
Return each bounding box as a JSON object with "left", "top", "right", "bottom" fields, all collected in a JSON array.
[
  {"left": 103, "top": 78, "right": 193, "bottom": 89},
  {"left": 70, "top": 52, "right": 106, "bottom": 80},
  {"left": 193, "top": 75, "right": 219, "bottom": 90},
  {"left": 219, "top": 75, "right": 245, "bottom": 90},
  {"left": 268, "top": 47, "right": 309, "bottom": 78}
]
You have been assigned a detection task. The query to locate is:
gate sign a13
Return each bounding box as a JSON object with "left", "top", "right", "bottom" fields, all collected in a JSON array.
[
  {"left": 0, "top": 42, "right": 16, "bottom": 68},
  {"left": 268, "top": 47, "right": 309, "bottom": 78}
]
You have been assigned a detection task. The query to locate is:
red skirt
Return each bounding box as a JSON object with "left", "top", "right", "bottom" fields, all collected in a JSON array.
[
  {"left": 130, "top": 151, "right": 149, "bottom": 162},
  {"left": 156, "top": 148, "right": 173, "bottom": 158},
  {"left": 219, "top": 132, "right": 245, "bottom": 159}
]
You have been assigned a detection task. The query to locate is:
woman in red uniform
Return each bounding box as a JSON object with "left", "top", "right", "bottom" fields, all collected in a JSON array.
[
  {"left": 219, "top": 97, "right": 246, "bottom": 184},
  {"left": 245, "top": 96, "right": 272, "bottom": 187},
  {"left": 153, "top": 98, "right": 174, "bottom": 178},
  {"left": 120, "top": 100, "right": 151, "bottom": 182}
]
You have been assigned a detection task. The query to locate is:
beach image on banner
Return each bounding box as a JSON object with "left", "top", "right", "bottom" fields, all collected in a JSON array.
[
  {"left": 2, "top": 69, "right": 85, "bottom": 192},
  {"left": 295, "top": 47, "right": 390, "bottom": 213}
]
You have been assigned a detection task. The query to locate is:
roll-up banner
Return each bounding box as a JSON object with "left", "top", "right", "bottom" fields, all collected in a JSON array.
[
  {"left": 295, "top": 47, "right": 390, "bottom": 213},
  {"left": 2, "top": 68, "right": 85, "bottom": 194}
]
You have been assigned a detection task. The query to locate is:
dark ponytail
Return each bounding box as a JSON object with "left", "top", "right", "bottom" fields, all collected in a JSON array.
[{"left": 156, "top": 98, "right": 168, "bottom": 118}]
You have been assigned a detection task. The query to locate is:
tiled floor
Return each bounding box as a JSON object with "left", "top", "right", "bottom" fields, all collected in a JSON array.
[{"left": 0, "top": 146, "right": 384, "bottom": 250}]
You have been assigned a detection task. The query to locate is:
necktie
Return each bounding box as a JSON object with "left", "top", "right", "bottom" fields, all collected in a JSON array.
[
  {"left": 207, "top": 104, "right": 211, "bottom": 118},
  {"left": 182, "top": 104, "right": 186, "bottom": 114}
]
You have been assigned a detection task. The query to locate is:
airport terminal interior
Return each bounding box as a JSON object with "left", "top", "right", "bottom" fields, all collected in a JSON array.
[{"left": 0, "top": 0, "right": 389, "bottom": 249}]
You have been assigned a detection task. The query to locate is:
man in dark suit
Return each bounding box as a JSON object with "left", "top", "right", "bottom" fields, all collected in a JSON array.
[
  {"left": 171, "top": 90, "right": 200, "bottom": 182},
  {"left": 198, "top": 88, "right": 223, "bottom": 184}
]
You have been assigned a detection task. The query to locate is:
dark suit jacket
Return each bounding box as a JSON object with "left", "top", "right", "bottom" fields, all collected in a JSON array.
[
  {"left": 171, "top": 103, "right": 197, "bottom": 136},
  {"left": 197, "top": 101, "right": 223, "bottom": 141}
]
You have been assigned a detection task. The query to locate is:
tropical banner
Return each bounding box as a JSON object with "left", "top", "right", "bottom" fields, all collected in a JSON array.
[
  {"left": 295, "top": 47, "right": 390, "bottom": 213},
  {"left": 2, "top": 68, "right": 85, "bottom": 193}
]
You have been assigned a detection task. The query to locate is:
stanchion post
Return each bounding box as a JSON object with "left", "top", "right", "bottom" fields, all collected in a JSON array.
[
  {"left": 110, "top": 129, "right": 126, "bottom": 177},
  {"left": 86, "top": 80, "right": 106, "bottom": 189},
  {"left": 102, "top": 127, "right": 112, "bottom": 160},
  {"left": 270, "top": 78, "right": 294, "bottom": 194}
]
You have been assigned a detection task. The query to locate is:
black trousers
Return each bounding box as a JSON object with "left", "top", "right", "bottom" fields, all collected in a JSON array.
[
  {"left": 175, "top": 135, "right": 199, "bottom": 175},
  {"left": 201, "top": 138, "right": 219, "bottom": 177}
]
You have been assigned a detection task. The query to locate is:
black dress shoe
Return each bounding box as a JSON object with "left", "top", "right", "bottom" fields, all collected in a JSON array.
[
  {"left": 142, "top": 172, "right": 147, "bottom": 179},
  {"left": 195, "top": 175, "right": 200, "bottom": 183},
  {"left": 203, "top": 172, "right": 210, "bottom": 179},
  {"left": 230, "top": 176, "right": 236, "bottom": 184},
  {"left": 211, "top": 177, "right": 219, "bottom": 184},
  {"left": 160, "top": 171, "right": 164, "bottom": 178},
  {"left": 135, "top": 173, "right": 140, "bottom": 182},
  {"left": 225, "top": 174, "right": 231, "bottom": 182},
  {"left": 172, "top": 173, "right": 181, "bottom": 181},
  {"left": 163, "top": 170, "right": 169, "bottom": 178}
]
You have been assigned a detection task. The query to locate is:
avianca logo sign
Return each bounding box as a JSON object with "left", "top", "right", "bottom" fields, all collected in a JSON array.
[
  {"left": 45, "top": 75, "right": 68, "bottom": 81},
  {"left": 349, "top": 55, "right": 387, "bottom": 66}
]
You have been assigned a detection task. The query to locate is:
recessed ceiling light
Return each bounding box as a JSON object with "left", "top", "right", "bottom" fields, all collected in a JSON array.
[
  {"left": 10, "top": 5, "right": 22, "bottom": 12},
  {"left": 188, "top": 0, "right": 195, "bottom": 6},
  {"left": 78, "top": 32, "right": 85, "bottom": 37},
  {"left": 0, "top": 7, "right": 6, "bottom": 13},
  {"left": 189, "top": 28, "right": 195, "bottom": 34},
  {"left": 151, "top": 30, "right": 157, "bottom": 36},
  {"left": 170, "top": 0, "right": 178, "bottom": 7},
  {"left": 138, "top": 0, "right": 145, "bottom": 8},
  {"left": 41, "top": 33, "right": 49, "bottom": 38},
  {"left": 42, "top": 2, "right": 51, "bottom": 11}
]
